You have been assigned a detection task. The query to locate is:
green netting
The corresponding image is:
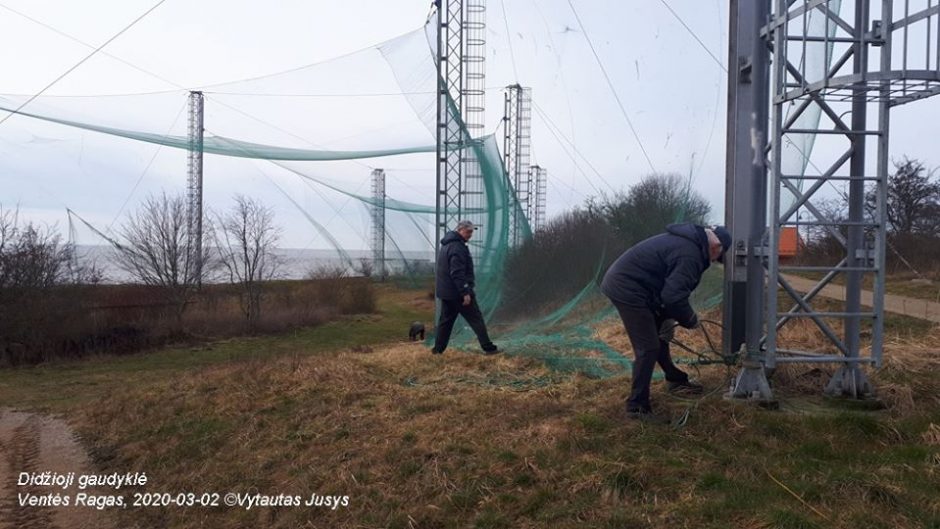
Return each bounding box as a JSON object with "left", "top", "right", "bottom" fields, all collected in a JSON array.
[
  {"left": 0, "top": 102, "right": 440, "bottom": 161},
  {"left": 3, "top": 11, "right": 727, "bottom": 380}
]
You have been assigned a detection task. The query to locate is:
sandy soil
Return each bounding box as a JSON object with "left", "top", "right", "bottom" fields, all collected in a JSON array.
[{"left": 0, "top": 409, "right": 114, "bottom": 529}]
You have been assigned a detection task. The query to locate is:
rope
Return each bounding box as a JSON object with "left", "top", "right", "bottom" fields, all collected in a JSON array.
[
  {"left": 661, "top": 319, "right": 740, "bottom": 429},
  {"left": 667, "top": 319, "right": 736, "bottom": 366}
]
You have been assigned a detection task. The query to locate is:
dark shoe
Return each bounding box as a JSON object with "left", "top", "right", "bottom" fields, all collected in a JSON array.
[
  {"left": 667, "top": 380, "right": 704, "bottom": 396},
  {"left": 482, "top": 344, "right": 500, "bottom": 355},
  {"left": 431, "top": 348, "right": 443, "bottom": 355}
]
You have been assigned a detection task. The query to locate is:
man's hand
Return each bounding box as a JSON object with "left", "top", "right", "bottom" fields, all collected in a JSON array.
[
  {"left": 658, "top": 319, "right": 677, "bottom": 343},
  {"left": 462, "top": 294, "right": 471, "bottom": 306}
]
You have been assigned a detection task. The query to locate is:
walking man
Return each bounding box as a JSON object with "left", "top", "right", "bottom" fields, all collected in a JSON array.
[
  {"left": 601, "top": 223, "right": 731, "bottom": 420},
  {"left": 432, "top": 220, "right": 499, "bottom": 355}
]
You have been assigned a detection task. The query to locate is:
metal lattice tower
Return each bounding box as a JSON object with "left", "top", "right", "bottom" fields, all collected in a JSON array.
[
  {"left": 726, "top": 0, "right": 940, "bottom": 400},
  {"left": 463, "top": 0, "right": 487, "bottom": 262},
  {"left": 435, "top": 0, "right": 486, "bottom": 262},
  {"left": 503, "top": 84, "right": 532, "bottom": 247},
  {"left": 371, "top": 169, "right": 386, "bottom": 280},
  {"left": 186, "top": 91, "right": 205, "bottom": 284},
  {"left": 529, "top": 164, "right": 547, "bottom": 234}
]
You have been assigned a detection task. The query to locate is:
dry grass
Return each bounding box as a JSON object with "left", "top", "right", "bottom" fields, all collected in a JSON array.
[
  {"left": 72, "top": 313, "right": 940, "bottom": 529},
  {"left": 5, "top": 282, "right": 938, "bottom": 528}
]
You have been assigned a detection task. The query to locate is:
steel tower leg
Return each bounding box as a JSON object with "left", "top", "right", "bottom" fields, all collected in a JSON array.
[{"left": 725, "top": 0, "right": 774, "bottom": 401}]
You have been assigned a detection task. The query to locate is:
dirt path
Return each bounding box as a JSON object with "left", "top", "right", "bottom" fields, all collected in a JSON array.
[
  {"left": 0, "top": 409, "right": 113, "bottom": 529},
  {"left": 781, "top": 274, "right": 940, "bottom": 323}
]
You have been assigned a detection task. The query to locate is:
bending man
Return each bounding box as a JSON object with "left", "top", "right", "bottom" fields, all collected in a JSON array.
[{"left": 601, "top": 223, "right": 731, "bottom": 420}]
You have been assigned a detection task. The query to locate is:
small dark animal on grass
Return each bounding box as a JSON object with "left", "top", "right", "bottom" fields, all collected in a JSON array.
[{"left": 409, "top": 321, "right": 426, "bottom": 341}]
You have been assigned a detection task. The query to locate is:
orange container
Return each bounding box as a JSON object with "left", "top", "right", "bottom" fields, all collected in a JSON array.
[{"left": 779, "top": 227, "right": 800, "bottom": 257}]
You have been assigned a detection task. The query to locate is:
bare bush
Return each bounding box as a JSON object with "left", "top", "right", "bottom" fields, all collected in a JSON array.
[
  {"left": 307, "top": 264, "right": 348, "bottom": 310},
  {"left": 599, "top": 172, "right": 712, "bottom": 243},
  {"left": 306, "top": 264, "right": 375, "bottom": 314},
  {"left": 0, "top": 205, "right": 93, "bottom": 364},
  {"left": 307, "top": 264, "right": 349, "bottom": 280},
  {"left": 343, "top": 277, "right": 376, "bottom": 314},
  {"left": 356, "top": 257, "right": 374, "bottom": 278},
  {"left": 0, "top": 207, "right": 72, "bottom": 291}
]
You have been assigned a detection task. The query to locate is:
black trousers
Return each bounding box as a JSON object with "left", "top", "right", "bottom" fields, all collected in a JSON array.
[
  {"left": 613, "top": 301, "right": 689, "bottom": 412},
  {"left": 433, "top": 296, "right": 494, "bottom": 353}
]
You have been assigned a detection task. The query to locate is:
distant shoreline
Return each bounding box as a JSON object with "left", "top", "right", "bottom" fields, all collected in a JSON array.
[{"left": 73, "top": 245, "right": 434, "bottom": 284}]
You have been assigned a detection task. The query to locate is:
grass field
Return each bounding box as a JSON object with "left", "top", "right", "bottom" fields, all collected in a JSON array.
[{"left": 2, "top": 283, "right": 939, "bottom": 528}]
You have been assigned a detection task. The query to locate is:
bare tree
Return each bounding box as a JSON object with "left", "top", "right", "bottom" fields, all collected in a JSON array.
[
  {"left": 113, "top": 193, "right": 214, "bottom": 329},
  {"left": 213, "top": 195, "right": 281, "bottom": 329},
  {"left": 866, "top": 157, "right": 940, "bottom": 235}
]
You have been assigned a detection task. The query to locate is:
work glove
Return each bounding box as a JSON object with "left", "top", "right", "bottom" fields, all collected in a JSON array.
[{"left": 658, "top": 319, "right": 677, "bottom": 343}]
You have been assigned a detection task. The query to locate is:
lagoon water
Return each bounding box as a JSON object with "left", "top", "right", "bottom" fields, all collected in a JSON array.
[{"left": 75, "top": 246, "right": 433, "bottom": 284}]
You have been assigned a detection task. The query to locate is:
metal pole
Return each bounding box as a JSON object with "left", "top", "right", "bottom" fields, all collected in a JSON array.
[
  {"left": 371, "top": 169, "right": 386, "bottom": 280},
  {"left": 187, "top": 91, "right": 205, "bottom": 287},
  {"left": 727, "top": 0, "right": 774, "bottom": 401},
  {"left": 435, "top": 0, "right": 444, "bottom": 266},
  {"left": 827, "top": 0, "right": 873, "bottom": 397},
  {"left": 871, "top": 0, "right": 893, "bottom": 369}
]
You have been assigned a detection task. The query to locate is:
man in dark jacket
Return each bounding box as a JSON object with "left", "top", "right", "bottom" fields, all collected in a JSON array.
[
  {"left": 601, "top": 223, "right": 731, "bottom": 420},
  {"left": 432, "top": 220, "right": 499, "bottom": 355}
]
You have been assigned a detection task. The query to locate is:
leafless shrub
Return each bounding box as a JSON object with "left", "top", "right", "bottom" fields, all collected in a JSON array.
[
  {"left": 307, "top": 264, "right": 349, "bottom": 280},
  {"left": 0, "top": 206, "right": 72, "bottom": 291},
  {"left": 0, "top": 205, "right": 91, "bottom": 364},
  {"left": 357, "top": 257, "right": 374, "bottom": 278},
  {"left": 343, "top": 277, "right": 376, "bottom": 314},
  {"left": 306, "top": 265, "right": 375, "bottom": 314}
]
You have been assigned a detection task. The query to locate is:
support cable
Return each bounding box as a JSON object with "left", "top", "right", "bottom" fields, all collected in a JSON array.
[
  {"left": 565, "top": 0, "right": 656, "bottom": 173},
  {"left": 532, "top": 102, "right": 614, "bottom": 194},
  {"left": 498, "top": 0, "right": 521, "bottom": 81},
  {"left": 0, "top": 0, "right": 169, "bottom": 128},
  {"left": 657, "top": 0, "right": 727, "bottom": 72}
]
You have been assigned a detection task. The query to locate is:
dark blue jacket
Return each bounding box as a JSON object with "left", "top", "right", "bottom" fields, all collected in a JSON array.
[
  {"left": 600, "top": 223, "right": 711, "bottom": 328},
  {"left": 436, "top": 230, "right": 475, "bottom": 300}
]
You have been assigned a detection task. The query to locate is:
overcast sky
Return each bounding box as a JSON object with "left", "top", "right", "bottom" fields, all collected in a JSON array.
[{"left": 1, "top": 0, "right": 937, "bottom": 250}]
